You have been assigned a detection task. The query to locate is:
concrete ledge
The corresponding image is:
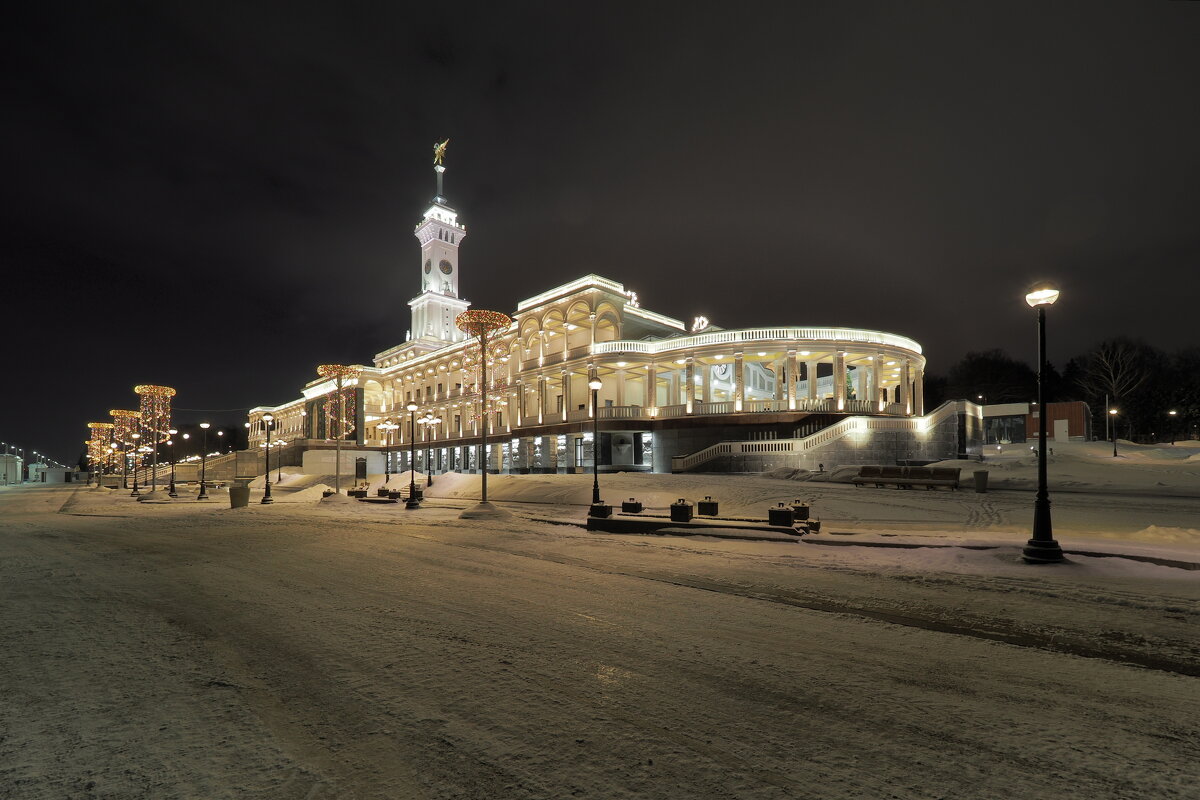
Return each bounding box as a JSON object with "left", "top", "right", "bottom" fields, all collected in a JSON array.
[{"left": 587, "top": 514, "right": 801, "bottom": 542}]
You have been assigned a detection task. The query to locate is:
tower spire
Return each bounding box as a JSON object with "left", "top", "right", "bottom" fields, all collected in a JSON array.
[{"left": 433, "top": 138, "right": 449, "bottom": 202}]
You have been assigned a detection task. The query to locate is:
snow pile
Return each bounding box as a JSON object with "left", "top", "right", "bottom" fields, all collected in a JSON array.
[
  {"left": 279, "top": 484, "right": 334, "bottom": 503},
  {"left": 319, "top": 491, "right": 354, "bottom": 505},
  {"left": 1114, "top": 526, "right": 1200, "bottom": 544}
]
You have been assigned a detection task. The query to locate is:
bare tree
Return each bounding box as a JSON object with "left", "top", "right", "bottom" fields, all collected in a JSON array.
[{"left": 1077, "top": 339, "right": 1151, "bottom": 402}]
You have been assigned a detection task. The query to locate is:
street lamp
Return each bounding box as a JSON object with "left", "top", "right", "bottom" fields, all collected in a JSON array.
[
  {"left": 379, "top": 419, "right": 399, "bottom": 484},
  {"left": 406, "top": 401, "right": 420, "bottom": 508},
  {"left": 198, "top": 423, "right": 211, "bottom": 500},
  {"left": 418, "top": 412, "right": 442, "bottom": 487},
  {"left": 588, "top": 374, "right": 609, "bottom": 516},
  {"left": 130, "top": 432, "right": 141, "bottom": 497},
  {"left": 261, "top": 414, "right": 274, "bottom": 504},
  {"left": 1169, "top": 409, "right": 1178, "bottom": 445},
  {"left": 1109, "top": 408, "right": 1119, "bottom": 457},
  {"left": 1022, "top": 282, "right": 1063, "bottom": 564},
  {"left": 275, "top": 439, "right": 286, "bottom": 483},
  {"left": 167, "top": 429, "right": 178, "bottom": 497}
]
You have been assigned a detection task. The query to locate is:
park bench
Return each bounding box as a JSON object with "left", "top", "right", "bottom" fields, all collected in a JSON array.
[{"left": 852, "top": 465, "right": 960, "bottom": 490}]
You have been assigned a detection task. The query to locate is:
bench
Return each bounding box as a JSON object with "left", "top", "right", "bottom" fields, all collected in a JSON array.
[{"left": 851, "top": 465, "right": 960, "bottom": 490}]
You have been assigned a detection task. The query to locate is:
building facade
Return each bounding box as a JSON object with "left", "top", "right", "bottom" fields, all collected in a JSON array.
[{"left": 248, "top": 162, "right": 979, "bottom": 474}]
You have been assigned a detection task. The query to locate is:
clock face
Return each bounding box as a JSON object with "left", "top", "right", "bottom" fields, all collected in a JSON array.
[
  {"left": 439, "top": 259, "right": 453, "bottom": 275},
  {"left": 424, "top": 259, "right": 432, "bottom": 274}
]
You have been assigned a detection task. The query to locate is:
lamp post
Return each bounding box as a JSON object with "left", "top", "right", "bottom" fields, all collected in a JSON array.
[
  {"left": 1022, "top": 282, "right": 1064, "bottom": 564},
  {"left": 167, "top": 429, "right": 178, "bottom": 497},
  {"left": 198, "top": 423, "right": 211, "bottom": 500},
  {"left": 275, "top": 439, "right": 285, "bottom": 483},
  {"left": 418, "top": 413, "right": 442, "bottom": 487},
  {"left": 130, "top": 433, "right": 141, "bottom": 497},
  {"left": 261, "top": 414, "right": 274, "bottom": 504},
  {"left": 406, "top": 401, "right": 420, "bottom": 507},
  {"left": 1110, "top": 408, "right": 1119, "bottom": 457},
  {"left": 109, "top": 442, "right": 118, "bottom": 488},
  {"left": 379, "top": 419, "right": 399, "bottom": 483},
  {"left": 588, "top": 374, "right": 608, "bottom": 516},
  {"left": 1169, "top": 409, "right": 1178, "bottom": 445}
]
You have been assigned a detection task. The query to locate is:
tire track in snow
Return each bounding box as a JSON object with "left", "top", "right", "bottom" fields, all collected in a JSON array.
[{"left": 391, "top": 531, "right": 1200, "bottom": 679}]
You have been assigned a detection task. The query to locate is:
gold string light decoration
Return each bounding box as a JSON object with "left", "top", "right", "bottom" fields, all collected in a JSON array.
[
  {"left": 316, "top": 364, "right": 363, "bottom": 440},
  {"left": 87, "top": 422, "right": 115, "bottom": 468},
  {"left": 134, "top": 385, "right": 177, "bottom": 443},
  {"left": 456, "top": 311, "right": 513, "bottom": 423}
]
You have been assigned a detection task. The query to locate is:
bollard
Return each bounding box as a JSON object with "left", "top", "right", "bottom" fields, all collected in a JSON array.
[
  {"left": 697, "top": 496, "right": 719, "bottom": 516},
  {"left": 768, "top": 503, "right": 794, "bottom": 527},
  {"left": 973, "top": 470, "right": 988, "bottom": 493},
  {"left": 792, "top": 501, "right": 810, "bottom": 521},
  {"left": 621, "top": 497, "right": 643, "bottom": 514},
  {"left": 670, "top": 498, "right": 693, "bottom": 523}
]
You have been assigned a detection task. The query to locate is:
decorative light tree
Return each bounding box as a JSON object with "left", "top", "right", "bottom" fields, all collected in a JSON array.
[
  {"left": 456, "top": 310, "right": 511, "bottom": 515},
  {"left": 110, "top": 409, "right": 142, "bottom": 491},
  {"left": 86, "top": 422, "right": 114, "bottom": 488},
  {"left": 316, "top": 364, "right": 363, "bottom": 495},
  {"left": 134, "top": 384, "right": 176, "bottom": 498}
]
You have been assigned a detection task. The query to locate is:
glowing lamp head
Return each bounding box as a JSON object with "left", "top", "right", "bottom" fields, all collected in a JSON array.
[
  {"left": 406, "top": 402, "right": 419, "bottom": 412},
  {"left": 1109, "top": 408, "right": 1118, "bottom": 416},
  {"left": 217, "top": 431, "right": 224, "bottom": 436},
  {"left": 588, "top": 377, "right": 603, "bottom": 391},
  {"left": 1025, "top": 283, "right": 1060, "bottom": 308},
  {"left": 200, "top": 422, "right": 211, "bottom": 429},
  {"left": 182, "top": 433, "right": 190, "bottom": 439},
  {"left": 263, "top": 413, "right": 274, "bottom": 422}
]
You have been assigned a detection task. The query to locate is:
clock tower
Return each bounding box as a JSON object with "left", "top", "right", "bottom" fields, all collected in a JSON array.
[{"left": 409, "top": 140, "right": 470, "bottom": 344}]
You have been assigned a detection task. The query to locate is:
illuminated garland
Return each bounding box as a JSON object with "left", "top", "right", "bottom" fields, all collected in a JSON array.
[
  {"left": 134, "top": 384, "right": 176, "bottom": 443},
  {"left": 456, "top": 311, "right": 513, "bottom": 424},
  {"left": 460, "top": 340, "right": 511, "bottom": 422},
  {"left": 317, "top": 364, "right": 364, "bottom": 381},
  {"left": 87, "top": 422, "right": 115, "bottom": 468},
  {"left": 316, "top": 364, "right": 362, "bottom": 440},
  {"left": 110, "top": 409, "right": 142, "bottom": 444},
  {"left": 455, "top": 310, "right": 511, "bottom": 338}
]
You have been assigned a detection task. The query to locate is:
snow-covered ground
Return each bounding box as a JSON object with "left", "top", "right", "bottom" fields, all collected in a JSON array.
[{"left": 2, "top": 457, "right": 1198, "bottom": 799}]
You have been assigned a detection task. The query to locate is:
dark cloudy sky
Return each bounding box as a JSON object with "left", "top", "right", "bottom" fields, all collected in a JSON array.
[{"left": 5, "top": 1, "right": 1199, "bottom": 464}]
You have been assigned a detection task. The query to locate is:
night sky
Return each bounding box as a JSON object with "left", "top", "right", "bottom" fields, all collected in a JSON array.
[{"left": 6, "top": 2, "right": 1199, "bottom": 465}]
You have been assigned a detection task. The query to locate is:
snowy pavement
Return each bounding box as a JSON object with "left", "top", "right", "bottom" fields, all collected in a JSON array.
[{"left": 1, "top": 480, "right": 1198, "bottom": 799}]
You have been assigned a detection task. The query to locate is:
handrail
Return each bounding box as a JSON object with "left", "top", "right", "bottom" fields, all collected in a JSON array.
[
  {"left": 593, "top": 326, "right": 922, "bottom": 357},
  {"left": 671, "top": 401, "right": 963, "bottom": 471}
]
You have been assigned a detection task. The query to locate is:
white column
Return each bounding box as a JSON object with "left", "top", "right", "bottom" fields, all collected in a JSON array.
[
  {"left": 914, "top": 366, "right": 925, "bottom": 416},
  {"left": 562, "top": 370, "right": 572, "bottom": 421},
  {"left": 786, "top": 350, "right": 798, "bottom": 410},
  {"left": 616, "top": 369, "right": 626, "bottom": 407},
  {"left": 774, "top": 359, "right": 784, "bottom": 403},
  {"left": 685, "top": 357, "right": 695, "bottom": 415},
  {"left": 700, "top": 362, "right": 711, "bottom": 404},
  {"left": 806, "top": 360, "right": 818, "bottom": 402},
  {"left": 901, "top": 359, "right": 913, "bottom": 415},
  {"left": 834, "top": 351, "right": 846, "bottom": 411},
  {"left": 537, "top": 375, "right": 546, "bottom": 425},
  {"left": 733, "top": 352, "right": 745, "bottom": 412},
  {"left": 646, "top": 364, "right": 657, "bottom": 411},
  {"left": 876, "top": 352, "right": 887, "bottom": 411}
]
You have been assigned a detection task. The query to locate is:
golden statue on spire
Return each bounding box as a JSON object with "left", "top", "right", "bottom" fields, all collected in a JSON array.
[{"left": 433, "top": 138, "right": 449, "bottom": 166}]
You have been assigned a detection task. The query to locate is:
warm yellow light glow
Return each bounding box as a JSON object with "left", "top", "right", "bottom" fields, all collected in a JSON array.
[{"left": 1025, "top": 283, "right": 1060, "bottom": 307}]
